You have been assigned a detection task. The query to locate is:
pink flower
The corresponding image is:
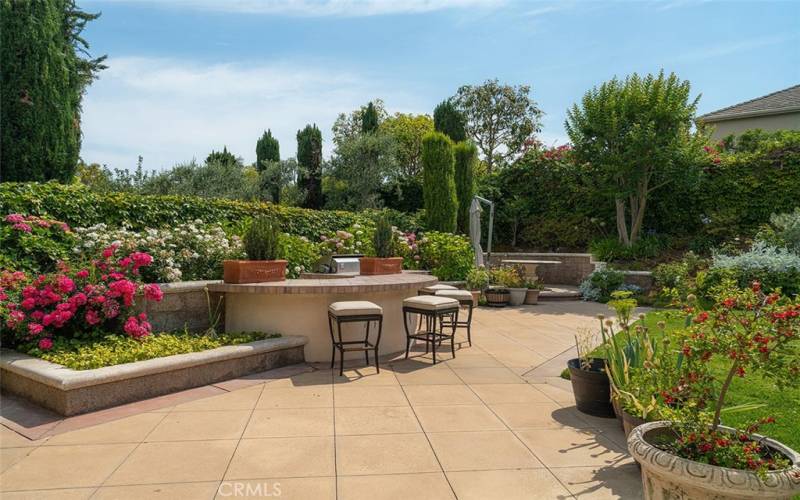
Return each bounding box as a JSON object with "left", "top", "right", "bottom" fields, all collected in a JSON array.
[
  {"left": 103, "top": 299, "right": 120, "bottom": 319},
  {"left": 118, "top": 257, "right": 132, "bottom": 268},
  {"left": 123, "top": 315, "right": 151, "bottom": 339},
  {"left": 102, "top": 244, "right": 119, "bottom": 259},
  {"left": 12, "top": 223, "right": 32, "bottom": 232},
  {"left": 31, "top": 310, "right": 44, "bottom": 321},
  {"left": 20, "top": 297, "right": 36, "bottom": 310},
  {"left": 6, "top": 309, "right": 25, "bottom": 328},
  {"left": 75, "top": 269, "right": 89, "bottom": 279},
  {"left": 28, "top": 323, "right": 44, "bottom": 336},
  {"left": 38, "top": 338, "right": 53, "bottom": 351},
  {"left": 56, "top": 275, "right": 75, "bottom": 294},
  {"left": 85, "top": 309, "right": 101, "bottom": 325},
  {"left": 5, "top": 214, "right": 24, "bottom": 224},
  {"left": 69, "top": 292, "right": 88, "bottom": 306},
  {"left": 108, "top": 279, "right": 137, "bottom": 306},
  {"left": 143, "top": 283, "right": 163, "bottom": 302},
  {"left": 130, "top": 252, "right": 153, "bottom": 269}
]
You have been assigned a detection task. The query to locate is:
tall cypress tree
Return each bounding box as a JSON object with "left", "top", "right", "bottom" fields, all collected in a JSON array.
[
  {"left": 453, "top": 141, "right": 477, "bottom": 234},
  {"left": 256, "top": 129, "right": 281, "bottom": 203},
  {"left": 1, "top": 0, "right": 106, "bottom": 182},
  {"left": 433, "top": 100, "right": 466, "bottom": 143},
  {"left": 297, "top": 124, "right": 323, "bottom": 209},
  {"left": 361, "top": 102, "right": 379, "bottom": 134},
  {"left": 422, "top": 132, "right": 457, "bottom": 232}
]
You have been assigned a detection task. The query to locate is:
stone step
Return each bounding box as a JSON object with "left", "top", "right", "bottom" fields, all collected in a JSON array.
[{"left": 539, "top": 285, "right": 581, "bottom": 301}]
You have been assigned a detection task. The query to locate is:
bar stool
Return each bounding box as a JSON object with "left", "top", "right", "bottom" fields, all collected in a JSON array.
[
  {"left": 402, "top": 295, "right": 460, "bottom": 364},
  {"left": 418, "top": 283, "right": 458, "bottom": 296},
  {"left": 328, "top": 301, "right": 383, "bottom": 376},
  {"left": 435, "top": 289, "right": 475, "bottom": 347}
]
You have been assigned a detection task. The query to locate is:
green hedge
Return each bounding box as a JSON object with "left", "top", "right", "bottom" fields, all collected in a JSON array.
[{"left": 0, "top": 182, "right": 420, "bottom": 238}]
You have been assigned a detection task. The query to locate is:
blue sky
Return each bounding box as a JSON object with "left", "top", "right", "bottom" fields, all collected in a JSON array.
[{"left": 79, "top": 0, "right": 800, "bottom": 171}]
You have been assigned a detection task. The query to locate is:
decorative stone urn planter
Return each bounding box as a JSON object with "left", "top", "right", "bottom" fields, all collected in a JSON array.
[
  {"left": 524, "top": 289, "right": 540, "bottom": 305},
  {"left": 359, "top": 257, "right": 403, "bottom": 275},
  {"left": 508, "top": 287, "right": 527, "bottom": 306},
  {"left": 567, "top": 358, "right": 615, "bottom": 417},
  {"left": 469, "top": 290, "right": 481, "bottom": 307},
  {"left": 628, "top": 421, "right": 800, "bottom": 500},
  {"left": 223, "top": 260, "right": 287, "bottom": 284}
]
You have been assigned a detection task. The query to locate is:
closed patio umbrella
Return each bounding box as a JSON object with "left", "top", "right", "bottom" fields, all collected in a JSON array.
[{"left": 469, "top": 198, "right": 484, "bottom": 267}]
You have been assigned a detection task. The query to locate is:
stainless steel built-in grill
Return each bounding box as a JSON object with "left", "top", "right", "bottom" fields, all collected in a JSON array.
[{"left": 325, "top": 254, "right": 363, "bottom": 275}]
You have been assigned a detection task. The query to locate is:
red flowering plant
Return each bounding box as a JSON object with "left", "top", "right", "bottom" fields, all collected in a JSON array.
[
  {"left": 654, "top": 282, "right": 800, "bottom": 475},
  {"left": 0, "top": 213, "right": 75, "bottom": 274},
  {"left": 1, "top": 244, "right": 164, "bottom": 352}
]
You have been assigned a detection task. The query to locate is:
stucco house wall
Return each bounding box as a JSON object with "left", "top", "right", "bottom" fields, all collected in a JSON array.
[{"left": 705, "top": 111, "right": 800, "bottom": 141}]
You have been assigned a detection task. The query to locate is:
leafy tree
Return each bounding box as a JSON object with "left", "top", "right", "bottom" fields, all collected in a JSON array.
[
  {"left": 260, "top": 159, "right": 296, "bottom": 205},
  {"left": 206, "top": 147, "right": 241, "bottom": 166},
  {"left": 422, "top": 132, "right": 457, "bottom": 232},
  {"left": 361, "top": 101, "right": 380, "bottom": 133},
  {"left": 453, "top": 79, "right": 542, "bottom": 173},
  {"left": 256, "top": 130, "right": 281, "bottom": 202},
  {"left": 297, "top": 124, "right": 323, "bottom": 209},
  {"left": 379, "top": 176, "right": 424, "bottom": 213},
  {"left": 565, "top": 70, "right": 698, "bottom": 246},
  {"left": 380, "top": 113, "right": 434, "bottom": 178},
  {"left": 332, "top": 99, "right": 388, "bottom": 148},
  {"left": 1, "top": 0, "right": 106, "bottom": 182},
  {"left": 433, "top": 100, "right": 466, "bottom": 143},
  {"left": 325, "top": 131, "right": 398, "bottom": 210},
  {"left": 453, "top": 141, "right": 477, "bottom": 233}
]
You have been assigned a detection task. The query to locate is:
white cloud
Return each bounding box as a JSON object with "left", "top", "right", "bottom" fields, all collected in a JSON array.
[
  {"left": 92, "top": 0, "right": 505, "bottom": 17},
  {"left": 80, "top": 57, "right": 425, "bottom": 171}
]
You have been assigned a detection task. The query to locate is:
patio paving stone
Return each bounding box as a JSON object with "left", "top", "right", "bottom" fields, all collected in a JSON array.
[
  {"left": 446, "top": 469, "right": 572, "bottom": 500},
  {"left": 413, "top": 404, "right": 506, "bottom": 432},
  {"left": 336, "top": 433, "right": 440, "bottom": 476},
  {"left": 335, "top": 406, "right": 421, "bottom": 435},
  {"left": 226, "top": 436, "right": 335, "bottom": 479},
  {"left": 402, "top": 384, "right": 483, "bottom": 406},
  {"left": 244, "top": 408, "right": 334, "bottom": 438},
  {"left": 338, "top": 472, "right": 456, "bottom": 500},
  {"left": 427, "top": 430, "right": 543, "bottom": 471},
  {"left": 145, "top": 410, "right": 251, "bottom": 441}
]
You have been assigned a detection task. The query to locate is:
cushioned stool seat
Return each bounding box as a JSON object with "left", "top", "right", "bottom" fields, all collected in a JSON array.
[
  {"left": 434, "top": 289, "right": 473, "bottom": 303},
  {"left": 419, "top": 283, "right": 458, "bottom": 295},
  {"left": 403, "top": 295, "right": 459, "bottom": 311},
  {"left": 328, "top": 301, "right": 383, "bottom": 376},
  {"left": 329, "top": 301, "right": 383, "bottom": 317},
  {"left": 435, "top": 289, "right": 475, "bottom": 346}
]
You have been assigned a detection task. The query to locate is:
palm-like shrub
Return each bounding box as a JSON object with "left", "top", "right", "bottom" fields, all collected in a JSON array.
[{"left": 244, "top": 216, "right": 280, "bottom": 260}]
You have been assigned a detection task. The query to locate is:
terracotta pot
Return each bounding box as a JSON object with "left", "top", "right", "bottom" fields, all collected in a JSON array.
[
  {"left": 359, "top": 257, "right": 403, "bottom": 275},
  {"left": 223, "top": 260, "right": 287, "bottom": 284},
  {"left": 628, "top": 421, "right": 800, "bottom": 499},
  {"left": 524, "top": 289, "right": 540, "bottom": 305},
  {"left": 567, "top": 358, "right": 615, "bottom": 418},
  {"left": 469, "top": 290, "right": 481, "bottom": 307},
  {"left": 485, "top": 288, "right": 509, "bottom": 307}
]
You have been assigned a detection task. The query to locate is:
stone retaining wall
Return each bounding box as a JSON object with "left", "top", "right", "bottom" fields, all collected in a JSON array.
[
  {"left": 484, "top": 253, "right": 602, "bottom": 285},
  {"left": 134, "top": 280, "right": 224, "bottom": 333}
]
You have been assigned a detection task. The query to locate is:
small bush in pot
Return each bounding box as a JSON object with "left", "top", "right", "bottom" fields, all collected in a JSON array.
[
  {"left": 223, "top": 216, "right": 287, "bottom": 283},
  {"left": 567, "top": 328, "right": 615, "bottom": 417},
  {"left": 524, "top": 277, "right": 543, "bottom": 305},
  {"left": 465, "top": 266, "right": 490, "bottom": 306},
  {"left": 627, "top": 283, "right": 800, "bottom": 499},
  {"left": 359, "top": 215, "right": 403, "bottom": 275},
  {"left": 492, "top": 266, "right": 527, "bottom": 306}
]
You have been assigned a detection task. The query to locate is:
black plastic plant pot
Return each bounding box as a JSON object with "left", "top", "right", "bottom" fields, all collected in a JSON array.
[{"left": 567, "top": 358, "right": 615, "bottom": 418}]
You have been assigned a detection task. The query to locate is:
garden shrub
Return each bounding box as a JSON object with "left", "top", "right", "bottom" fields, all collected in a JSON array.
[
  {"left": 279, "top": 234, "right": 320, "bottom": 278},
  {"left": 72, "top": 221, "right": 243, "bottom": 283},
  {"left": 579, "top": 268, "right": 625, "bottom": 302},
  {"left": 35, "top": 331, "right": 277, "bottom": 370},
  {"left": 757, "top": 208, "right": 800, "bottom": 254},
  {"left": 422, "top": 132, "right": 458, "bottom": 232},
  {"left": 418, "top": 231, "right": 474, "bottom": 281},
  {"left": 1, "top": 246, "right": 163, "bottom": 350},
  {"left": 589, "top": 235, "right": 669, "bottom": 262},
  {"left": 0, "top": 182, "right": 418, "bottom": 239},
  {"left": 453, "top": 141, "right": 477, "bottom": 234},
  {"left": 698, "top": 242, "right": 800, "bottom": 297},
  {"left": 243, "top": 216, "right": 280, "bottom": 261},
  {"left": 1, "top": 214, "right": 76, "bottom": 274}
]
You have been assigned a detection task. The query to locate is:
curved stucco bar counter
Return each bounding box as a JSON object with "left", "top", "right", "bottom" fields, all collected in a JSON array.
[{"left": 207, "top": 273, "right": 438, "bottom": 362}]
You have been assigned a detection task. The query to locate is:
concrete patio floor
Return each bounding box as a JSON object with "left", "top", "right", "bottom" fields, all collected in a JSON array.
[{"left": 0, "top": 301, "right": 643, "bottom": 499}]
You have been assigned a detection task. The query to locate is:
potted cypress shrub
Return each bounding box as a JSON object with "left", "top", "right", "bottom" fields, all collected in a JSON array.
[
  {"left": 359, "top": 216, "right": 403, "bottom": 275},
  {"left": 567, "top": 328, "right": 615, "bottom": 417},
  {"left": 223, "top": 216, "right": 287, "bottom": 283},
  {"left": 628, "top": 285, "right": 800, "bottom": 499}
]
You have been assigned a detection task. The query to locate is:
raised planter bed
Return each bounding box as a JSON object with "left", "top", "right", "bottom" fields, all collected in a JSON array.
[{"left": 0, "top": 336, "right": 307, "bottom": 416}]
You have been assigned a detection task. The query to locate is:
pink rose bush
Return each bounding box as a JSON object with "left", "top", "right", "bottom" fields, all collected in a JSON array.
[
  {"left": 0, "top": 245, "right": 163, "bottom": 351},
  {"left": 1, "top": 214, "right": 76, "bottom": 275}
]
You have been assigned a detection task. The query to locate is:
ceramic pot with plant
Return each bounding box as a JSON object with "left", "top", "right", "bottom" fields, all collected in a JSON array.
[
  {"left": 524, "top": 278, "right": 543, "bottom": 305},
  {"left": 567, "top": 328, "right": 615, "bottom": 417},
  {"left": 465, "top": 267, "right": 490, "bottom": 306},
  {"left": 223, "top": 216, "right": 287, "bottom": 283},
  {"left": 359, "top": 216, "right": 402, "bottom": 275},
  {"left": 628, "top": 285, "right": 800, "bottom": 500},
  {"left": 493, "top": 266, "right": 527, "bottom": 306}
]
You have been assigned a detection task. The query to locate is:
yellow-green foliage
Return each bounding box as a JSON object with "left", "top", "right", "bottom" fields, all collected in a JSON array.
[{"left": 36, "top": 332, "right": 277, "bottom": 370}]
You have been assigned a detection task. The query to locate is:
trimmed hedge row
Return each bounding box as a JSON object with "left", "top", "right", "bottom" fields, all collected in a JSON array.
[{"left": 0, "top": 182, "right": 421, "bottom": 238}]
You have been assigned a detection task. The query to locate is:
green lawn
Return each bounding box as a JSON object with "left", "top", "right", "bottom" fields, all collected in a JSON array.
[{"left": 634, "top": 310, "right": 800, "bottom": 451}]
